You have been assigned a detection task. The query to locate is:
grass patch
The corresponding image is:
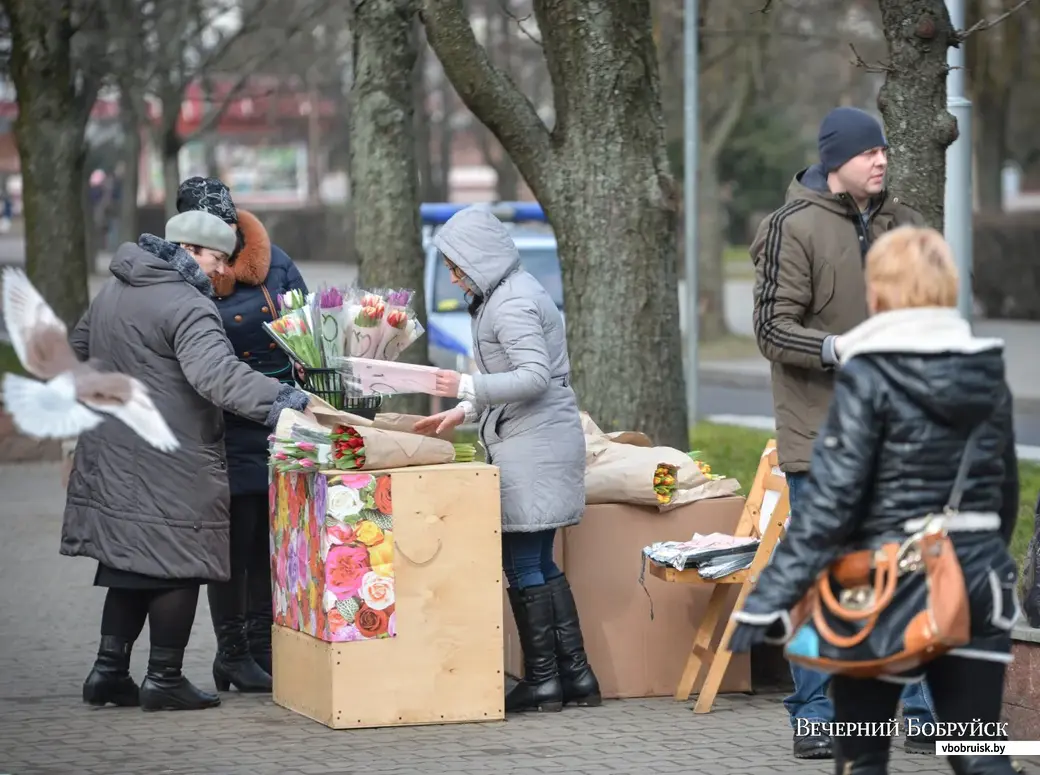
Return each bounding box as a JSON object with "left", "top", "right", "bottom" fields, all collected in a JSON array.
[
  {"left": 724, "top": 244, "right": 750, "bottom": 264},
  {"left": 0, "top": 343, "right": 24, "bottom": 377},
  {"left": 692, "top": 421, "right": 1039, "bottom": 570}
]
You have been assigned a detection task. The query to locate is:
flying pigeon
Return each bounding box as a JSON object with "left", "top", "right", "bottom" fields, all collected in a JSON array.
[{"left": 1, "top": 267, "right": 180, "bottom": 452}]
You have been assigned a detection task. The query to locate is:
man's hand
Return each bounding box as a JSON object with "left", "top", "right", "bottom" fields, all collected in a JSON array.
[
  {"left": 433, "top": 369, "right": 462, "bottom": 398},
  {"left": 413, "top": 407, "right": 466, "bottom": 436}
]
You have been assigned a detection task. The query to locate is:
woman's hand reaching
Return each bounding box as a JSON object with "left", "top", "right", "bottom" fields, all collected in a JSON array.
[
  {"left": 433, "top": 369, "right": 462, "bottom": 398},
  {"left": 413, "top": 406, "right": 466, "bottom": 436}
]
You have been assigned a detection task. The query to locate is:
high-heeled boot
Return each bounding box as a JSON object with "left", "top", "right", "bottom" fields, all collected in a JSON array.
[
  {"left": 139, "top": 646, "right": 221, "bottom": 711},
  {"left": 833, "top": 748, "right": 889, "bottom": 774},
  {"left": 546, "top": 575, "right": 601, "bottom": 706},
  {"left": 209, "top": 582, "right": 272, "bottom": 692},
  {"left": 82, "top": 635, "right": 140, "bottom": 707},
  {"left": 245, "top": 573, "right": 274, "bottom": 677},
  {"left": 505, "top": 584, "right": 564, "bottom": 713}
]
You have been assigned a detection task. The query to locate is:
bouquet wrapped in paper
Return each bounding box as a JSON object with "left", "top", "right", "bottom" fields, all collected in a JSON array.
[
  {"left": 345, "top": 290, "right": 388, "bottom": 359},
  {"left": 330, "top": 357, "right": 441, "bottom": 398},
  {"left": 264, "top": 291, "right": 323, "bottom": 368},
  {"left": 377, "top": 289, "right": 425, "bottom": 361},
  {"left": 581, "top": 412, "right": 740, "bottom": 510},
  {"left": 268, "top": 408, "right": 473, "bottom": 473}
]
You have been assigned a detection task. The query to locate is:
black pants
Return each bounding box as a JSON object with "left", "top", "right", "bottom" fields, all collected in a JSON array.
[
  {"left": 831, "top": 655, "right": 1008, "bottom": 759},
  {"left": 208, "top": 493, "right": 272, "bottom": 633},
  {"left": 101, "top": 586, "right": 200, "bottom": 649}
]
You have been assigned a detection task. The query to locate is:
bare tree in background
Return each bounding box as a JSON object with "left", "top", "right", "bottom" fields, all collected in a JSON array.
[
  {"left": 966, "top": 0, "right": 1036, "bottom": 210},
  {"left": 656, "top": 0, "right": 770, "bottom": 341},
  {"left": 351, "top": 0, "right": 428, "bottom": 414},
  {"left": 422, "top": 0, "right": 687, "bottom": 447},
  {"left": 870, "top": 0, "right": 1036, "bottom": 227},
  {"left": 2, "top": 0, "right": 106, "bottom": 326}
]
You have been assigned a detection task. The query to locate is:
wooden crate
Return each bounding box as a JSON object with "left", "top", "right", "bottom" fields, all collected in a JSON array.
[{"left": 271, "top": 463, "right": 505, "bottom": 729}]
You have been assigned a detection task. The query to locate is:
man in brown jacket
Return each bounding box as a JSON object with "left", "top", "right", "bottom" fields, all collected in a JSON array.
[{"left": 750, "top": 107, "right": 936, "bottom": 759}]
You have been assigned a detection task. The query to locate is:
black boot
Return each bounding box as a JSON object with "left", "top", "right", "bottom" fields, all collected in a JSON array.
[
  {"left": 949, "top": 755, "right": 1019, "bottom": 775},
  {"left": 82, "top": 635, "right": 140, "bottom": 707},
  {"left": 209, "top": 583, "right": 272, "bottom": 693},
  {"left": 505, "top": 584, "right": 564, "bottom": 713},
  {"left": 833, "top": 749, "right": 889, "bottom": 774},
  {"left": 139, "top": 646, "right": 221, "bottom": 711},
  {"left": 245, "top": 590, "right": 273, "bottom": 678},
  {"left": 546, "top": 575, "right": 601, "bottom": 706}
]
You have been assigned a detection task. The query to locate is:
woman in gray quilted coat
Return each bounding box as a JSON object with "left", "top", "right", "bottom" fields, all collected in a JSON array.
[
  {"left": 415, "top": 206, "right": 599, "bottom": 713},
  {"left": 64, "top": 211, "right": 311, "bottom": 712}
]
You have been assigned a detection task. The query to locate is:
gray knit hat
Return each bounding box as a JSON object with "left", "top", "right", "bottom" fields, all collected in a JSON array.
[{"left": 165, "top": 210, "right": 237, "bottom": 256}]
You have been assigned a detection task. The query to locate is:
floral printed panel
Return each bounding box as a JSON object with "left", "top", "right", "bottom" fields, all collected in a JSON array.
[{"left": 270, "top": 470, "right": 396, "bottom": 642}]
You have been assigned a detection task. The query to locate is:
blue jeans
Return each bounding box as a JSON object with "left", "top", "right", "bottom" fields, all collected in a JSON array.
[
  {"left": 783, "top": 472, "right": 936, "bottom": 730},
  {"left": 502, "top": 529, "right": 562, "bottom": 590}
]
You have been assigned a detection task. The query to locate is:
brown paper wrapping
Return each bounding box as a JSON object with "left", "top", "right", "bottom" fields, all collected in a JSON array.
[
  {"left": 369, "top": 412, "right": 456, "bottom": 442},
  {"left": 276, "top": 405, "right": 456, "bottom": 471},
  {"left": 580, "top": 412, "right": 740, "bottom": 508}
]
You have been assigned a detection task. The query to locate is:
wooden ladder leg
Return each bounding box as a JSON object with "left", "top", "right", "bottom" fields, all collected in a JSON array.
[
  {"left": 692, "top": 590, "right": 749, "bottom": 714},
  {"left": 674, "top": 584, "right": 730, "bottom": 702}
]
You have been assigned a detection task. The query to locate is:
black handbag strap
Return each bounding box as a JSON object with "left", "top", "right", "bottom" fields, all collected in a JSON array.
[{"left": 946, "top": 423, "right": 988, "bottom": 513}]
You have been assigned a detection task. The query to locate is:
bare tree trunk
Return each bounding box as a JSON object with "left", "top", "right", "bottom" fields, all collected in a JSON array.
[
  {"left": 422, "top": 0, "right": 688, "bottom": 448},
  {"left": 351, "top": 0, "right": 429, "bottom": 415},
  {"left": 118, "top": 86, "right": 142, "bottom": 244},
  {"left": 697, "top": 163, "right": 727, "bottom": 340},
  {"left": 6, "top": 0, "right": 94, "bottom": 327},
  {"left": 974, "top": 92, "right": 1008, "bottom": 212},
  {"left": 435, "top": 78, "right": 453, "bottom": 200},
  {"left": 162, "top": 126, "right": 183, "bottom": 219},
  {"left": 875, "top": 0, "right": 959, "bottom": 229},
  {"left": 414, "top": 35, "right": 437, "bottom": 201}
]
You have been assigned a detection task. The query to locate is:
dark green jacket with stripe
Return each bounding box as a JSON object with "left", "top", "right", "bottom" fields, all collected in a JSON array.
[{"left": 750, "top": 164, "right": 924, "bottom": 473}]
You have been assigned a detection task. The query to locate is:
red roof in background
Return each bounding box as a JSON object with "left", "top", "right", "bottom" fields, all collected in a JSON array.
[{"left": 0, "top": 76, "right": 338, "bottom": 132}]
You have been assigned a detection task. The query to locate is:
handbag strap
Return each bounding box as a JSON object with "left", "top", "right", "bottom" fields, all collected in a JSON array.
[
  {"left": 946, "top": 423, "right": 988, "bottom": 513},
  {"left": 260, "top": 284, "right": 278, "bottom": 322}
]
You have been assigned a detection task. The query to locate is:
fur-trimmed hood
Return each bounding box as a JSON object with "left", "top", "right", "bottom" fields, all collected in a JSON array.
[{"left": 210, "top": 209, "right": 273, "bottom": 297}]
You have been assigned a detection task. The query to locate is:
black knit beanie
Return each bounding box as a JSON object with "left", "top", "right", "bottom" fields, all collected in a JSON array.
[
  {"left": 818, "top": 107, "right": 888, "bottom": 172},
  {"left": 175, "top": 176, "right": 238, "bottom": 225}
]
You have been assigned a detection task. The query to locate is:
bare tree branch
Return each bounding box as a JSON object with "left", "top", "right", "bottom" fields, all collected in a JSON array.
[
  {"left": 498, "top": 0, "right": 541, "bottom": 47},
  {"left": 420, "top": 0, "right": 553, "bottom": 198},
  {"left": 849, "top": 42, "right": 894, "bottom": 73},
  {"left": 955, "top": 0, "right": 1037, "bottom": 42}
]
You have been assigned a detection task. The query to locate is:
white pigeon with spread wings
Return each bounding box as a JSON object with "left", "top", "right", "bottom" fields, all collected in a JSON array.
[{"left": 1, "top": 267, "right": 179, "bottom": 452}]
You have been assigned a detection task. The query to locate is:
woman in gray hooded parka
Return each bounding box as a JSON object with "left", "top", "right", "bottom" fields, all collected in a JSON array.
[{"left": 414, "top": 207, "right": 600, "bottom": 713}]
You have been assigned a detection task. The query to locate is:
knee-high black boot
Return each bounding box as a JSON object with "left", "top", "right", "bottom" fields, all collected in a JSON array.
[
  {"left": 833, "top": 748, "right": 890, "bottom": 774},
  {"left": 140, "top": 646, "right": 221, "bottom": 711},
  {"left": 505, "top": 584, "right": 564, "bottom": 713},
  {"left": 208, "top": 582, "right": 272, "bottom": 693},
  {"left": 82, "top": 635, "right": 140, "bottom": 707},
  {"left": 948, "top": 755, "right": 1019, "bottom": 775},
  {"left": 545, "top": 575, "right": 601, "bottom": 706},
  {"left": 245, "top": 568, "right": 274, "bottom": 677}
]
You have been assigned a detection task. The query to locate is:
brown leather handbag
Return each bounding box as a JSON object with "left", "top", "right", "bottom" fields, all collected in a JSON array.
[{"left": 781, "top": 428, "right": 982, "bottom": 679}]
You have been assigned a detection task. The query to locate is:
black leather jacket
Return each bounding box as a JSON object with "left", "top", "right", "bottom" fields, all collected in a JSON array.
[{"left": 741, "top": 343, "right": 1021, "bottom": 651}]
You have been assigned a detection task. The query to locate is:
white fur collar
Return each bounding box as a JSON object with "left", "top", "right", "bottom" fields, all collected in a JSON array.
[{"left": 838, "top": 308, "right": 1004, "bottom": 365}]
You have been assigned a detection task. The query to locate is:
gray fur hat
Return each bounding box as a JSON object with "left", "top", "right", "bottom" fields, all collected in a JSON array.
[{"left": 165, "top": 210, "right": 237, "bottom": 256}]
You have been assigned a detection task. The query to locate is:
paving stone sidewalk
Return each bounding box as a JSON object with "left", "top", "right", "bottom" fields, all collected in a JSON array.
[{"left": 0, "top": 462, "right": 1026, "bottom": 775}]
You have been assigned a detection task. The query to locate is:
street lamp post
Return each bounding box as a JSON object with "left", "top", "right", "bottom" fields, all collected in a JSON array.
[
  {"left": 945, "top": 0, "right": 974, "bottom": 321},
  {"left": 683, "top": 0, "right": 699, "bottom": 423}
]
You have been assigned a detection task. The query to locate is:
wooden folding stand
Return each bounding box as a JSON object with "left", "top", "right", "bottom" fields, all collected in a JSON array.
[{"left": 647, "top": 439, "right": 789, "bottom": 714}]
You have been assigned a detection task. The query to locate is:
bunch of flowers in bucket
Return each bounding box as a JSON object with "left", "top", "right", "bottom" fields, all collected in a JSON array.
[{"left": 263, "top": 285, "right": 425, "bottom": 409}]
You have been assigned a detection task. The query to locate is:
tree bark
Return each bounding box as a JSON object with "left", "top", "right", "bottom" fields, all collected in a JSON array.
[
  {"left": 422, "top": 0, "right": 687, "bottom": 447},
  {"left": 5, "top": 0, "right": 94, "bottom": 328},
  {"left": 117, "top": 83, "right": 142, "bottom": 245},
  {"left": 875, "top": 0, "right": 959, "bottom": 229},
  {"left": 350, "top": 0, "right": 429, "bottom": 416}
]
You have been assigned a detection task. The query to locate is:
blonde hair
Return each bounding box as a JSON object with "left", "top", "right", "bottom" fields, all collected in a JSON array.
[{"left": 865, "top": 226, "right": 959, "bottom": 312}]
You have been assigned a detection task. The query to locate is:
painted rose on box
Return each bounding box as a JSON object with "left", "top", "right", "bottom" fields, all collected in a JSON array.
[{"left": 270, "top": 470, "right": 396, "bottom": 642}]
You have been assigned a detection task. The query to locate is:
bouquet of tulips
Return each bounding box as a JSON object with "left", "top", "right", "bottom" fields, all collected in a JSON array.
[
  {"left": 269, "top": 438, "right": 325, "bottom": 473},
  {"left": 653, "top": 464, "right": 679, "bottom": 504}
]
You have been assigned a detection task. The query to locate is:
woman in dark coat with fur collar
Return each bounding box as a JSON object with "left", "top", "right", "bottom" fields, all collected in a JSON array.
[{"left": 176, "top": 177, "right": 305, "bottom": 693}]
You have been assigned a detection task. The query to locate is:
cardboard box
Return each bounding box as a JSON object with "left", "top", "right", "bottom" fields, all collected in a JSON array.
[
  {"left": 503, "top": 496, "right": 751, "bottom": 699},
  {"left": 271, "top": 463, "right": 505, "bottom": 729}
]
